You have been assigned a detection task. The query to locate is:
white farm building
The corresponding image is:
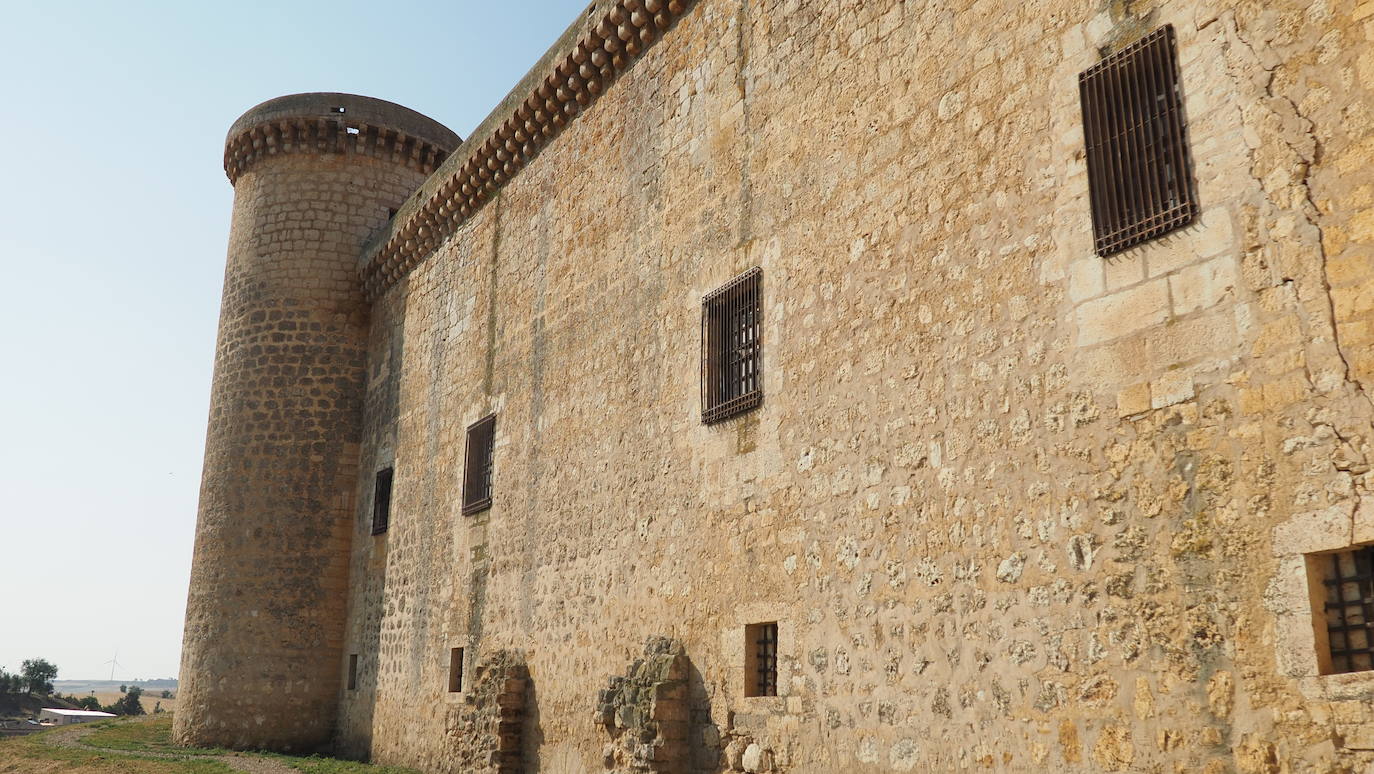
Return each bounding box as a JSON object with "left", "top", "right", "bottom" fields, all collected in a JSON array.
[{"left": 39, "top": 708, "right": 115, "bottom": 725}]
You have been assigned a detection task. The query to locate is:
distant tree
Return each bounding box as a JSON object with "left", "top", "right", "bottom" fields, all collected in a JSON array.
[
  {"left": 106, "top": 686, "right": 145, "bottom": 716},
  {"left": 76, "top": 696, "right": 102, "bottom": 711},
  {"left": 0, "top": 668, "right": 25, "bottom": 695},
  {"left": 119, "top": 684, "right": 127, "bottom": 694},
  {"left": 160, "top": 690, "right": 171, "bottom": 699},
  {"left": 20, "top": 659, "right": 57, "bottom": 695}
]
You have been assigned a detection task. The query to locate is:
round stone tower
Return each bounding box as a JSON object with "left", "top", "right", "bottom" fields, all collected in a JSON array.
[{"left": 175, "top": 93, "right": 458, "bottom": 751}]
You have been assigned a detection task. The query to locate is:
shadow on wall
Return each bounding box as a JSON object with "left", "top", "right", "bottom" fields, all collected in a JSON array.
[
  {"left": 687, "top": 657, "right": 723, "bottom": 774},
  {"left": 524, "top": 670, "right": 545, "bottom": 773},
  {"left": 333, "top": 288, "right": 409, "bottom": 761}
]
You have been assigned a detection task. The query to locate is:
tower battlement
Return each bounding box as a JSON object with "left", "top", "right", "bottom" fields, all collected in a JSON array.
[{"left": 224, "top": 93, "right": 458, "bottom": 184}]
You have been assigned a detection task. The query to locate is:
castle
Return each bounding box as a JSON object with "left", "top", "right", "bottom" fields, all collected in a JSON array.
[{"left": 174, "top": 0, "right": 1374, "bottom": 771}]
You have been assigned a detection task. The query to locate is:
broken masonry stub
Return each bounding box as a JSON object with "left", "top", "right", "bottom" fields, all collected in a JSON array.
[
  {"left": 450, "top": 649, "right": 528, "bottom": 774},
  {"left": 596, "top": 637, "right": 690, "bottom": 774}
]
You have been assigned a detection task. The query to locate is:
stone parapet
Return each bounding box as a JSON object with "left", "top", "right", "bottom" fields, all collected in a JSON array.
[
  {"left": 358, "top": 0, "right": 693, "bottom": 301},
  {"left": 224, "top": 92, "right": 460, "bottom": 185}
]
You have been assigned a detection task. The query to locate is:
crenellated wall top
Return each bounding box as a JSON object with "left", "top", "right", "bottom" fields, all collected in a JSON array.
[
  {"left": 224, "top": 92, "right": 461, "bottom": 185},
  {"left": 357, "top": 0, "right": 693, "bottom": 301}
]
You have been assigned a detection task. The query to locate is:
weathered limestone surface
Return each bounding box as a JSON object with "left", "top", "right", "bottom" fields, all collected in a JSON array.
[{"left": 183, "top": 0, "right": 1374, "bottom": 771}]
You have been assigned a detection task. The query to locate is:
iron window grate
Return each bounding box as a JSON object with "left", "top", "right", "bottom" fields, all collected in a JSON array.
[
  {"left": 750, "top": 622, "right": 778, "bottom": 697},
  {"left": 371, "top": 467, "right": 393, "bottom": 535},
  {"left": 1324, "top": 547, "right": 1374, "bottom": 674},
  {"left": 1079, "top": 25, "right": 1198, "bottom": 257},
  {"left": 702, "top": 268, "right": 763, "bottom": 424},
  {"left": 462, "top": 414, "right": 496, "bottom": 516}
]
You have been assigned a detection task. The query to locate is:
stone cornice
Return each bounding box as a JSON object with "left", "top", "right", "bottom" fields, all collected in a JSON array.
[
  {"left": 359, "top": 0, "right": 693, "bottom": 301},
  {"left": 224, "top": 93, "right": 461, "bottom": 185}
]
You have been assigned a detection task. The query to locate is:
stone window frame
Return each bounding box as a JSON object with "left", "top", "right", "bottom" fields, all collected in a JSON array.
[
  {"left": 1268, "top": 505, "right": 1374, "bottom": 700},
  {"left": 443, "top": 637, "right": 471, "bottom": 703},
  {"left": 727, "top": 603, "right": 792, "bottom": 712}
]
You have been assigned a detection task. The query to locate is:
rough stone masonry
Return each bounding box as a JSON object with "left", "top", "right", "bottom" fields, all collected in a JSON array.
[{"left": 176, "top": 0, "right": 1374, "bottom": 771}]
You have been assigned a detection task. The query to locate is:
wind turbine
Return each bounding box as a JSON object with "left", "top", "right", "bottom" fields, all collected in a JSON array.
[{"left": 104, "top": 650, "right": 124, "bottom": 682}]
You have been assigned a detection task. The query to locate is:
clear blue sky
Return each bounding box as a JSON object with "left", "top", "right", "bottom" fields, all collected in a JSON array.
[{"left": 0, "top": 0, "right": 586, "bottom": 682}]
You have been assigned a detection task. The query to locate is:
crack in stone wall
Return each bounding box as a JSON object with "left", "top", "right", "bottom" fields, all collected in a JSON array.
[{"left": 1221, "top": 11, "right": 1374, "bottom": 416}]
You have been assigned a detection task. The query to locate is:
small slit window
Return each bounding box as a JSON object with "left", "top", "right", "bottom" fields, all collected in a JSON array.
[
  {"left": 347, "top": 654, "right": 358, "bottom": 691},
  {"left": 702, "top": 268, "right": 763, "bottom": 424},
  {"left": 1320, "top": 546, "right": 1374, "bottom": 674},
  {"left": 371, "top": 467, "right": 393, "bottom": 535},
  {"left": 1079, "top": 25, "right": 1198, "bottom": 257},
  {"left": 448, "top": 648, "right": 465, "bottom": 693},
  {"left": 745, "top": 622, "right": 778, "bottom": 697},
  {"left": 463, "top": 415, "right": 496, "bottom": 515}
]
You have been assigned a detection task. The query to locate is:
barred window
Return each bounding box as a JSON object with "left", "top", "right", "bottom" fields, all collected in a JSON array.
[
  {"left": 448, "top": 648, "right": 465, "bottom": 693},
  {"left": 702, "top": 268, "right": 763, "bottom": 424},
  {"left": 745, "top": 622, "right": 778, "bottom": 697},
  {"left": 462, "top": 414, "right": 496, "bottom": 515},
  {"left": 1321, "top": 546, "right": 1374, "bottom": 674},
  {"left": 1079, "top": 25, "right": 1198, "bottom": 257},
  {"left": 371, "top": 467, "right": 393, "bottom": 535}
]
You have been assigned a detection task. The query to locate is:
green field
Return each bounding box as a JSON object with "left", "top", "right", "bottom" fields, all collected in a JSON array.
[{"left": 0, "top": 715, "right": 420, "bottom": 774}]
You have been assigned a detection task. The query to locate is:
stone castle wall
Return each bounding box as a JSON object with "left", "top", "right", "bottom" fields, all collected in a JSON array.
[
  {"left": 183, "top": 0, "right": 1374, "bottom": 770},
  {"left": 333, "top": 0, "right": 1374, "bottom": 770}
]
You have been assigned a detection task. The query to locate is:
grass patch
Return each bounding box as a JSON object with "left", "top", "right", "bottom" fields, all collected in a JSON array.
[
  {"left": 0, "top": 727, "right": 235, "bottom": 774},
  {"left": 81, "top": 716, "right": 225, "bottom": 756},
  {"left": 0, "top": 716, "right": 422, "bottom": 774},
  {"left": 275, "top": 755, "right": 422, "bottom": 774}
]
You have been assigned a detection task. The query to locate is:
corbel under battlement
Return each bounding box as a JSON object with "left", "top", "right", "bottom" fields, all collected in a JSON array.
[{"left": 357, "top": 0, "right": 693, "bottom": 301}]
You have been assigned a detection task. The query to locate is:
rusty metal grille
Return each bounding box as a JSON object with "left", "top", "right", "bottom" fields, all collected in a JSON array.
[
  {"left": 702, "top": 268, "right": 763, "bottom": 424},
  {"left": 462, "top": 414, "right": 495, "bottom": 516},
  {"left": 371, "top": 467, "right": 393, "bottom": 535},
  {"left": 1079, "top": 25, "right": 1198, "bottom": 257},
  {"left": 753, "top": 623, "right": 778, "bottom": 697},
  {"left": 1324, "top": 547, "right": 1374, "bottom": 673}
]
